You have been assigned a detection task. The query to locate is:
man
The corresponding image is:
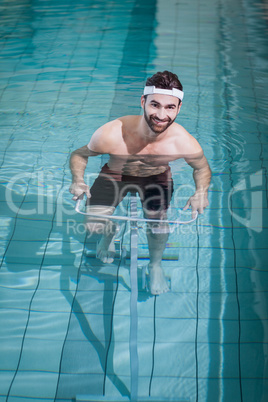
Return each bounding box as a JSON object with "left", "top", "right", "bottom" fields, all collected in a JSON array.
[{"left": 69, "top": 71, "right": 211, "bottom": 295}]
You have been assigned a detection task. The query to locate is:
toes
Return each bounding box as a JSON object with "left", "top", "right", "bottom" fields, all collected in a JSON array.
[
  {"left": 149, "top": 272, "right": 170, "bottom": 295},
  {"left": 96, "top": 250, "right": 114, "bottom": 264},
  {"left": 150, "top": 285, "right": 162, "bottom": 295},
  {"left": 151, "top": 286, "right": 169, "bottom": 296}
]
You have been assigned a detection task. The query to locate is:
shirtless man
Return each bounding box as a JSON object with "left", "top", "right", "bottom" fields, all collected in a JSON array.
[{"left": 69, "top": 71, "right": 211, "bottom": 295}]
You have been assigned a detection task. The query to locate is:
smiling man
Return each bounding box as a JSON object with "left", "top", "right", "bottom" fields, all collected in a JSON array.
[{"left": 69, "top": 71, "right": 211, "bottom": 295}]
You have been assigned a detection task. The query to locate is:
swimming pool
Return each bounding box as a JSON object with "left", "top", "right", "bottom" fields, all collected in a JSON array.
[{"left": 0, "top": 0, "right": 267, "bottom": 401}]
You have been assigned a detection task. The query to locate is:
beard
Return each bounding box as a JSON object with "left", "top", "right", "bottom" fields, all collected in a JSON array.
[{"left": 144, "top": 110, "right": 176, "bottom": 134}]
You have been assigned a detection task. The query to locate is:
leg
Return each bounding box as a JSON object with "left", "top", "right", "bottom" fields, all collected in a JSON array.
[
  {"left": 85, "top": 205, "right": 118, "bottom": 264},
  {"left": 142, "top": 173, "right": 173, "bottom": 295},
  {"left": 145, "top": 211, "right": 170, "bottom": 295},
  {"left": 84, "top": 164, "right": 123, "bottom": 263}
]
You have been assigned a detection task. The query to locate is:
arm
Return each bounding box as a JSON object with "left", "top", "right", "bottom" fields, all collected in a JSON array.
[
  {"left": 183, "top": 152, "right": 212, "bottom": 216},
  {"left": 69, "top": 120, "right": 120, "bottom": 200},
  {"left": 69, "top": 145, "right": 99, "bottom": 200}
]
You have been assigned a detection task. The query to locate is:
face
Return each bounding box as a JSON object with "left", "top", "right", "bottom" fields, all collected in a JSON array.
[{"left": 141, "top": 94, "right": 181, "bottom": 134}]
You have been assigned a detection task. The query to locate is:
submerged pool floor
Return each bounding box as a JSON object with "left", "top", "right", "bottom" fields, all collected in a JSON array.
[{"left": 0, "top": 0, "right": 267, "bottom": 401}]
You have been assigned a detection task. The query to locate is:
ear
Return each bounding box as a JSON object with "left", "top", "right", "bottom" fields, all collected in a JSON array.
[
  {"left": 177, "top": 102, "right": 182, "bottom": 113},
  {"left": 141, "top": 95, "right": 145, "bottom": 109}
]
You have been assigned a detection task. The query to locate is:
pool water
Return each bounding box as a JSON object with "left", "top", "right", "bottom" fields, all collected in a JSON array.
[{"left": 0, "top": 0, "right": 267, "bottom": 401}]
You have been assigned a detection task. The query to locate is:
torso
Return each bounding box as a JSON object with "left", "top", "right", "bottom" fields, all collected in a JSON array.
[{"left": 88, "top": 115, "right": 202, "bottom": 177}]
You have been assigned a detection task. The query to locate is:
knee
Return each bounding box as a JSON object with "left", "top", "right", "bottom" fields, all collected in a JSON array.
[
  {"left": 85, "top": 219, "right": 117, "bottom": 235},
  {"left": 84, "top": 205, "right": 117, "bottom": 235},
  {"left": 85, "top": 219, "right": 106, "bottom": 234}
]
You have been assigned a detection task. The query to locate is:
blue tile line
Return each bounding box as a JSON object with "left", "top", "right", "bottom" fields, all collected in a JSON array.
[
  {"left": 218, "top": 1, "right": 243, "bottom": 399},
  {"left": 194, "top": 220, "right": 201, "bottom": 402},
  {"left": 193, "top": 3, "right": 201, "bottom": 400},
  {"left": 53, "top": 234, "right": 88, "bottom": 400},
  {"left": 228, "top": 169, "right": 243, "bottom": 401},
  {"left": 129, "top": 193, "right": 139, "bottom": 401},
  {"left": 102, "top": 220, "right": 130, "bottom": 398},
  {"left": 148, "top": 296, "right": 157, "bottom": 397}
]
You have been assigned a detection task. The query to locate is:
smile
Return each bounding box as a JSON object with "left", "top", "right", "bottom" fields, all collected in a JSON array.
[{"left": 151, "top": 117, "right": 169, "bottom": 124}]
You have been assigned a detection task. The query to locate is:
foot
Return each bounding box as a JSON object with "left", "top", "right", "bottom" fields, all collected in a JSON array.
[
  {"left": 96, "top": 235, "right": 116, "bottom": 264},
  {"left": 148, "top": 264, "right": 170, "bottom": 295}
]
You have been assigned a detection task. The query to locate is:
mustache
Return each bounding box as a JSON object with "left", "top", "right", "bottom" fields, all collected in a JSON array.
[{"left": 150, "top": 115, "right": 171, "bottom": 123}]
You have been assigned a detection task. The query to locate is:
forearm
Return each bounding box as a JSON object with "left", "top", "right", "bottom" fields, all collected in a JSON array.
[
  {"left": 69, "top": 152, "right": 88, "bottom": 183},
  {"left": 193, "top": 165, "right": 211, "bottom": 193},
  {"left": 69, "top": 146, "right": 93, "bottom": 199},
  {"left": 69, "top": 145, "right": 101, "bottom": 200},
  {"left": 184, "top": 152, "right": 211, "bottom": 215}
]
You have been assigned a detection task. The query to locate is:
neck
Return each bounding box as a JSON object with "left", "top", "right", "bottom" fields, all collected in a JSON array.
[{"left": 138, "top": 115, "right": 168, "bottom": 143}]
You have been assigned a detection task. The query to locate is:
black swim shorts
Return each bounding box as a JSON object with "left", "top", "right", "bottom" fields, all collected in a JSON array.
[{"left": 87, "top": 163, "right": 174, "bottom": 213}]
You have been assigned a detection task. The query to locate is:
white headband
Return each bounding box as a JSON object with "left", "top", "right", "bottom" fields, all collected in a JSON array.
[{"left": 144, "top": 85, "right": 184, "bottom": 101}]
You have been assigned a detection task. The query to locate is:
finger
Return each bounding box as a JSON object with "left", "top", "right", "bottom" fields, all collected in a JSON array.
[
  {"left": 191, "top": 207, "right": 197, "bottom": 219},
  {"left": 72, "top": 192, "right": 84, "bottom": 201},
  {"left": 183, "top": 201, "right": 190, "bottom": 211},
  {"left": 77, "top": 193, "right": 85, "bottom": 200},
  {"left": 198, "top": 206, "right": 204, "bottom": 215}
]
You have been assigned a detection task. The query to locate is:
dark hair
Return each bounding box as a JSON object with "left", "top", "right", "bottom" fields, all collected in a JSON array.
[
  {"left": 145, "top": 70, "right": 183, "bottom": 91},
  {"left": 145, "top": 70, "right": 183, "bottom": 104}
]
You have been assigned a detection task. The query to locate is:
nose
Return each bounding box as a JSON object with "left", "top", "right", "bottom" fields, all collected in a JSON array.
[{"left": 156, "top": 107, "right": 167, "bottom": 120}]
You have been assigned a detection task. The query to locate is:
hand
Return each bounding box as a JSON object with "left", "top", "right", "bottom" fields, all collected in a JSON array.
[
  {"left": 183, "top": 191, "right": 209, "bottom": 218},
  {"left": 69, "top": 181, "right": 91, "bottom": 201}
]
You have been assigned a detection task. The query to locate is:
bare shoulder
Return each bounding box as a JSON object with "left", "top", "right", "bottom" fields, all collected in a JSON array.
[
  {"left": 172, "top": 122, "right": 203, "bottom": 154},
  {"left": 173, "top": 124, "right": 211, "bottom": 170},
  {"left": 88, "top": 118, "right": 124, "bottom": 153},
  {"left": 88, "top": 115, "right": 140, "bottom": 154}
]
